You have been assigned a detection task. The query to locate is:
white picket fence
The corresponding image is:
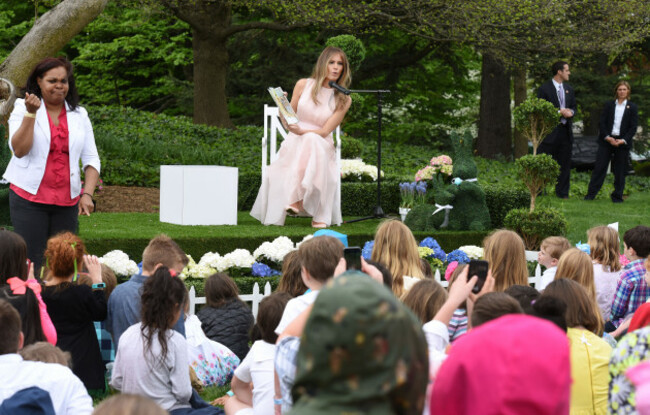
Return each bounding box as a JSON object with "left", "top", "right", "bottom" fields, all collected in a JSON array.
[
  {"left": 188, "top": 251, "right": 543, "bottom": 317},
  {"left": 188, "top": 281, "right": 273, "bottom": 320}
]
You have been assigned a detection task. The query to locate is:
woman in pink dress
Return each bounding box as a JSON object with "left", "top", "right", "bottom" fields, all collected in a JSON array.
[{"left": 251, "top": 47, "right": 352, "bottom": 228}]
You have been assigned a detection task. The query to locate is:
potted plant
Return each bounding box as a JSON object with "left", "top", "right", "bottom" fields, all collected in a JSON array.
[{"left": 399, "top": 181, "right": 427, "bottom": 221}]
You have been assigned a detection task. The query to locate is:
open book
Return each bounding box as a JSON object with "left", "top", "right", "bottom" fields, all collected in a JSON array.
[{"left": 268, "top": 87, "right": 299, "bottom": 126}]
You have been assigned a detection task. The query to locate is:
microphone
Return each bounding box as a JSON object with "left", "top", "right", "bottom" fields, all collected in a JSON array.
[{"left": 328, "top": 81, "right": 351, "bottom": 95}]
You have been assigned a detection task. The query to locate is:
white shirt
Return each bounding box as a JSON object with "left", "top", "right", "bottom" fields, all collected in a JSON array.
[
  {"left": 111, "top": 323, "right": 192, "bottom": 412},
  {"left": 275, "top": 290, "right": 319, "bottom": 335},
  {"left": 0, "top": 354, "right": 92, "bottom": 415},
  {"left": 537, "top": 266, "right": 557, "bottom": 291},
  {"left": 593, "top": 263, "right": 621, "bottom": 320},
  {"left": 234, "top": 340, "right": 276, "bottom": 415},
  {"left": 611, "top": 99, "right": 627, "bottom": 136}
]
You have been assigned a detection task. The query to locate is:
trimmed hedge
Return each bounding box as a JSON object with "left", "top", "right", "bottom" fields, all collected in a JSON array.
[
  {"left": 0, "top": 187, "right": 9, "bottom": 227},
  {"left": 482, "top": 184, "right": 529, "bottom": 228}
]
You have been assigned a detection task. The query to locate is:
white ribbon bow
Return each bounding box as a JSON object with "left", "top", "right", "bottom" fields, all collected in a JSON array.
[{"left": 432, "top": 203, "right": 453, "bottom": 228}]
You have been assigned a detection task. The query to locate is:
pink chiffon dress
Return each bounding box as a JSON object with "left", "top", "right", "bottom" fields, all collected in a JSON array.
[{"left": 251, "top": 78, "right": 341, "bottom": 226}]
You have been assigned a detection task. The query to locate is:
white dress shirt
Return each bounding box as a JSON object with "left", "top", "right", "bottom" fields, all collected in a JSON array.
[
  {"left": 611, "top": 99, "right": 627, "bottom": 136},
  {"left": 0, "top": 354, "right": 93, "bottom": 415}
]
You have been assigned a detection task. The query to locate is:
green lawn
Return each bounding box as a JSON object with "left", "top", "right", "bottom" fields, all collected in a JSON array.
[{"left": 78, "top": 190, "right": 650, "bottom": 262}]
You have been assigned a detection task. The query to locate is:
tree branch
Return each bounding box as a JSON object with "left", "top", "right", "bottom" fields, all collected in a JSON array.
[{"left": 223, "top": 20, "right": 309, "bottom": 37}]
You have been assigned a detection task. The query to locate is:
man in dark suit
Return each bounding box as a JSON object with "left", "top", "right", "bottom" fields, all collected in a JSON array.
[
  {"left": 537, "top": 61, "right": 577, "bottom": 199},
  {"left": 585, "top": 81, "right": 638, "bottom": 202}
]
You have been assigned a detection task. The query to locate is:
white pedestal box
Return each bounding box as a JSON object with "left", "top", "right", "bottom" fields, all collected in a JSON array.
[{"left": 160, "top": 165, "right": 238, "bottom": 225}]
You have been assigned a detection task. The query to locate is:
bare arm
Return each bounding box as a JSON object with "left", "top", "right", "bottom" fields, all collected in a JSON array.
[
  {"left": 79, "top": 166, "right": 99, "bottom": 216},
  {"left": 10, "top": 94, "right": 40, "bottom": 157},
  {"left": 230, "top": 375, "right": 253, "bottom": 406},
  {"left": 287, "top": 78, "right": 351, "bottom": 138}
]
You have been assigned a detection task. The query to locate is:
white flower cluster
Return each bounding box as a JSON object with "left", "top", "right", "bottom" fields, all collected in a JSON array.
[
  {"left": 99, "top": 250, "right": 139, "bottom": 277},
  {"left": 458, "top": 245, "right": 484, "bottom": 259},
  {"left": 253, "top": 236, "right": 296, "bottom": 262},
  {"left": 220, "top": 249, "right": 255, "bottom": 270},
  {"left": 295, "top": 234, "right": 313, "bottom": 248},
  {"left": 341, "top": 159, "right": 384, "bottom": 181}
]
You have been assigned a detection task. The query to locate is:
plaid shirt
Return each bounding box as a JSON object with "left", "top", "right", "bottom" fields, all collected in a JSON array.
[
  {"left": 94, "top": 320, "right": 115, "bottom": 367},
  {"left": 275, "top": 336, "right": 301, "bottom": 414},
  {"left": 609, "top": 259, "right": 649, "bottom": 327}
]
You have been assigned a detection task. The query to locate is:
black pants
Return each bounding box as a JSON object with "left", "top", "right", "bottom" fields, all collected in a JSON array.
[
  {"left": 9, "top": 189, "right": 78, "bottom": 273},
  {"left": 538, "top": 125, "right": 572, "bottom": 198},
  {"left": 587, "top": 142, "right": 628, "bottom": 202}
]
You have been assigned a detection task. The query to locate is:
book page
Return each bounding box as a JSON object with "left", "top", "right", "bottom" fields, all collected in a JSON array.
[{"left": 268, "top": 87, "right": 299, "bottom": 125}]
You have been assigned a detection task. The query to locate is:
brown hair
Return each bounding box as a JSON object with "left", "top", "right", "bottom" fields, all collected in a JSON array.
[
  {"left": 402, "top": 279, "right": 448, "bottom": 323},
  {"left": 504, "top": 285, "right": 540, "bottom": 314},
  {"left": 613, "top": 80, "right": 631, "bottom": 100},
  {"left": 420, "top": 258, "right": 434, "bottom": 279},
  {"left": 251, "top": 292, "right": 291, "bottom": 344},
  {"left": 0, "top": 230, "right": 28, "bottom": 285},
  {"left": 310, "top": 46, "right": 351, "bottom": 111},
  {"left": 542, "top": 278, "right": 604, "bottom": 336},
  {"left": 92, "top": 394, "right": 167, "bottom": 415},
  {"left": 540, "top": 236, "right": 571, "bottom": 260},
  {"left": 0, "top": 299, "right": 22, "bottom": 354},
  {"left": 555, "top": 248, "right": 597, "bottom": 302},
  {"left": 277, "top": 251, "right": 307, "bottom": 297},
  {"left": 204, "top": 273, "right": 241, "bottom": 308},
  {"left": 298, "top": 236, "right": 344, "bottom": 282},
  {"left": 623, "top": 225, "right": 650, "bottom": 258},
  {"left": 371, "top": 219, "right": 424, "bottom": 298},
  {"left": 483, "top": 230, "right": 528, "bottom": 291},
  {"left": 142, "top": 234, "right": 188, "bottom": 272},
  {"left": 44, "top": 232, "right": 85, "bottom": 278},
  {"left": 470, "top": 292, "right": 523, "bottom": 328},
  {"left": 588, "top": 226, "right": 621, "bottom": 272},
  {"left": 101, "top": 264, "right": 118, "bottom": 299},
  {"left": 20, "top": 342, "right": 72, "bottom": 368},
  {"left": 24, "top": 57, "right": 79, "bottom": 110}
]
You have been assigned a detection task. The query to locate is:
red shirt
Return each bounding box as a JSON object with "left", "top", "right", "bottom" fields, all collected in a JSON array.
[{"left": 11, "top": 105, "right": 80, "bottom": 206}]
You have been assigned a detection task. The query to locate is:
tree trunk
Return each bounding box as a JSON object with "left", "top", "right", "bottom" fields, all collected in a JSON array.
[
  {"left": 192, "top": 30, "right": 232, "bottom": 127},
  {"left": 582, "top": 54, "right": 609, "bottom": 135},
  {"left": 0, "top": 0, "right": 109, "bottom": 88},
  {"left": 476, "top": 53, "right": 512, "bottom": 159},
  {"left": 513, "top": 66, "right": 528, "bottom": 158}
]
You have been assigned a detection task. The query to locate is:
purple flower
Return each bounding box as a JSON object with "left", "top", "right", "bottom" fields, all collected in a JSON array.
[
  {"left": 419, "top": 237, "right": 446, "bottom": 261},
  {"left": 362, "top": 240, "right": 374, "bottom": 260},
  {"left": 252, "top": 262, "right": 280, "bottom": 277}
]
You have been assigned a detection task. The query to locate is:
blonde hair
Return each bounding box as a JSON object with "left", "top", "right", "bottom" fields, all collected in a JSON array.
[
  {"left": 310, "top": 46, "right": 351, "bottom": 111},
  {"left": 543, "top": 278, "right": 604, "bottom": 336},
  {"left": 483, "top": 230, "right": 528, "bottom": 291},
  {"left": 93, "top": 394, "right": 167, "bottom": 415},
  {"left": 19, "top": 342, "right": 72, "bottom": 368},
  {"left": 540, "top": 236, "right": 571, "bottom": 260},
  {"left": 371, "top": 220, "right": 424, "bottom": 298},
  {"left": 588, "top": 226, "right": 621, "bottom": 272},
  {"left": 555, "top": 248, "right": 597, "bottom": 302}
]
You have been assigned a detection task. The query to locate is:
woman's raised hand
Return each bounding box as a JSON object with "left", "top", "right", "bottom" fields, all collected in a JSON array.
[
  {"left": 24, "top": 92, "right": 40, "bottom": 114},
  {"left": 83, "top": 254, "right": 103, "bottom": 285}
]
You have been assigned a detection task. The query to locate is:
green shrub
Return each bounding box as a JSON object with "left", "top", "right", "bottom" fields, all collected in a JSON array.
[
  {"left": 516, "top": 154, "right": 560, "bottom": 212},
  {"left": 482, "top": 185, "right": 529, "bottom": 228},
  {"left": 341, "top": 135, "right": 363, "bottom": 159},
  {"left": 340, "top": 180, "right": 401, "bottom": 216},
  {"left": 0, "top": 187, "right": 9, "bottom": 227},
  {"left": 326, "top": 35, "right": 366, "bottom": 72},
  {"left": 513, "top": 97, "right": 559, "bottom": 155},
  {"left": 504, "top": 207, "right": 568, "bottom": 250}
]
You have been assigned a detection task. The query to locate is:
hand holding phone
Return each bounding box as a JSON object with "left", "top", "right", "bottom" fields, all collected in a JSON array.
[
  {"left": 343, "top": 247, "right": 362, "bottom": 271},
  {"left": 468, "top": 260, "right": 489, "bottom": 294}
]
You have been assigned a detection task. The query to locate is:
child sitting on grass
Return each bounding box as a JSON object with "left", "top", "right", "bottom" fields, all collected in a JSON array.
[
  {"left": 608, "top": 225, "right": 650, "bottom": 334},
  {"left": 224, "top": 292, "right": 291, "bottom": 415},
  {"left": 537, "top": 236, "right": 571, "bottom": 290}
]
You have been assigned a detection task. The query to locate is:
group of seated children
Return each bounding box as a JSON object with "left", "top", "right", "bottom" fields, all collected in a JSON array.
[{"left": 1, "top": 219, "right": 650, "bottom": 415}]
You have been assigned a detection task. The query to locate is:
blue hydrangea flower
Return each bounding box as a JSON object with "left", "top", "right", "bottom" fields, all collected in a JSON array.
[
  {"left": 251, "top": 262, "right": 280, "bottom": 277},
  {"left": 446, "top": 249, "right": 470, "bottom": 264},
  {"left": 419, "top": 237, "right": 446, "bottom": 261},
  {"left": 362, "top": 240, "right": 374, "bottom": 260}
]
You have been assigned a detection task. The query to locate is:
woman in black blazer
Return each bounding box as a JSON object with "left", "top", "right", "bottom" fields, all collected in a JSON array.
[{"left": 585, "top": 81, "right": 638, "bottom": 202}]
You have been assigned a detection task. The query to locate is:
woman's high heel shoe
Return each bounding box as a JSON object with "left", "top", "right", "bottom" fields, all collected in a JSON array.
[{"left": 285, "top": 205, "right": 300, "bottom": 216}]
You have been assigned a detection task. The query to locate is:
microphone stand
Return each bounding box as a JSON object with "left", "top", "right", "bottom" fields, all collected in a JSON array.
[{"left": 344, "top": 88, "right": 391, "bottom": 223}]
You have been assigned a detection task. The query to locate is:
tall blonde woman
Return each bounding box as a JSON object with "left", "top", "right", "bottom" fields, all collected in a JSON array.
[
  {"left": 251, "top": 46, "right": 352, "bottom": 228},
  {"left": 483, "top": 230, "right": 528, "bottom": 291},
  {"left": 371, "top": 220, "right": 424, "bottom": 297},
  {"left": 588, "top": 226, "right": 622, "bottom": 319}
]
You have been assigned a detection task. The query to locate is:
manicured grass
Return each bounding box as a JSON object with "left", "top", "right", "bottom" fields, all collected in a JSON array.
[{"left": 536, "top": 191, "right": 650, "bottom": 244}]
